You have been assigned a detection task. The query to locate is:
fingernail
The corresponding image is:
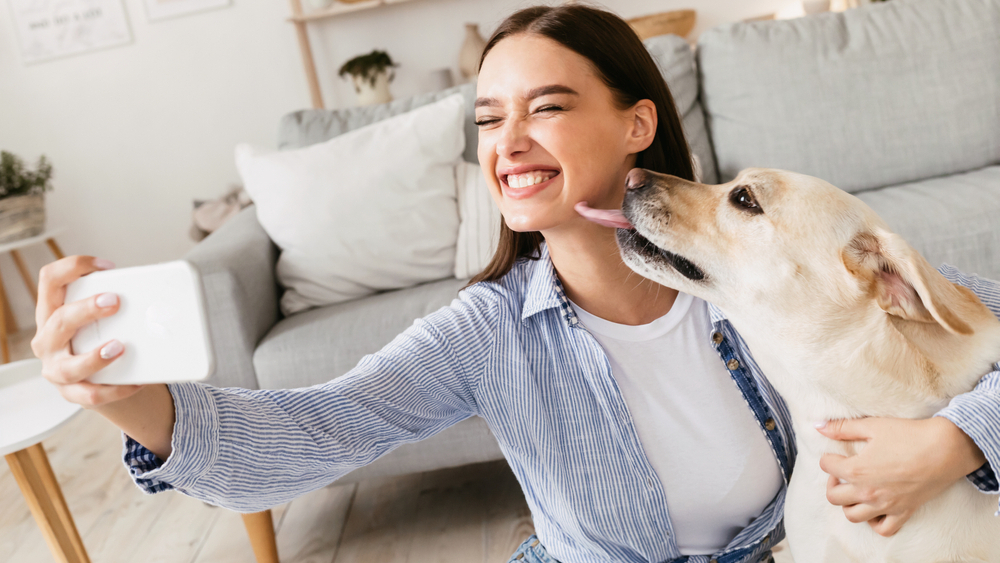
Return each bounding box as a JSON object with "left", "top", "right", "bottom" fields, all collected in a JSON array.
[
  {"left": 814, "top": 420, "right": 828, "bottom": 429},
  {"left": 96, "top": 293, "right": 118, "bottom": 308},
  {"left": 100, "top": 340, "right": 123, "bottom": 359},
  {"left": 94, "top": 258, "right": 115, "bottom": 270}
]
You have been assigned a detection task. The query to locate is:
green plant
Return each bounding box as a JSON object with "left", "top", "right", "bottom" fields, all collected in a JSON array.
[
  {"left": 338, "top": 50, "right": 398, "bottom": 90},
  {"left": 0, "top": 151, "right": 53, "bottom": 200}
]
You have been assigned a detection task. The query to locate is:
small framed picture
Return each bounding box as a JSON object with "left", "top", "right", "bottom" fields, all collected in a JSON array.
[
  {"left": 8, "top": 0, "right": 132, "bottom": 64},
  {"left": 142, "top": 0, "right": 230, "bottom": 22}
]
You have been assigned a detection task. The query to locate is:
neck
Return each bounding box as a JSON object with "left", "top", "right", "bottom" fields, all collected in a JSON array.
[{"left": 544, "top": 222, "right": 678, "bottom": 325}]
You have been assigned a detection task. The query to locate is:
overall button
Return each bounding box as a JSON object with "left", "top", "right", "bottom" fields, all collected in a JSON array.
[
  {"left": 726, "top": 358, "right": 740, "bottom": 370},
  {"left": 765, "top": 418, "right": 776, "bottom": 431},
  {"left": 711, "top": 331, "right": 724, "bottom": 344}
]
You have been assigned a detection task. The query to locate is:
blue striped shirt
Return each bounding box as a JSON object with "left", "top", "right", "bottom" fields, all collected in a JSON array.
[{"left": 123, "top": 247, "right": 1000, "bottom": 563}]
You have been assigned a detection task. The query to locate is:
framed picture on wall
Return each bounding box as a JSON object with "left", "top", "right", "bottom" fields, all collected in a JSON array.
[
  {"left": 8, "top": 0, "right": 132, "bottom": 64},
  {"left": 142, "top": 0, "right": 230, "bottom": 22}
]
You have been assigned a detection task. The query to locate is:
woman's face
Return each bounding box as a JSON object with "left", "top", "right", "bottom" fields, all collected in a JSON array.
[{"left": 476, "top": 34, "right": 654, "bottom": 234}]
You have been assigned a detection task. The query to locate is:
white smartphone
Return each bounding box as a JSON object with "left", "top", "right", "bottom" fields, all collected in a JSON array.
[{"left": 64, "top": 260, "right": 215, "bottom": 385}]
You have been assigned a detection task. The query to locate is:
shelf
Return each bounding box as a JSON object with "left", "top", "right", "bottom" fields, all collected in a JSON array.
[{"left": 289, "top": 0, "right": 417, "bottom": 23}]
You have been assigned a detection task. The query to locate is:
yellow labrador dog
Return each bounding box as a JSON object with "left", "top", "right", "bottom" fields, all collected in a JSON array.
[{"left": 578, "top": 168, "right": 1000, "bottom": 562}]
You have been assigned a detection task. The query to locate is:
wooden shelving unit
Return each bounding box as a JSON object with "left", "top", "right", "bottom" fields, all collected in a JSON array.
[{"left": 287, "top": 0, "right": 421, "bottom": 109}]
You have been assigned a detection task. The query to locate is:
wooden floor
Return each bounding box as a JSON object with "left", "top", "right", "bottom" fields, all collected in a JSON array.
[
  {"left": 0, "top": 330, "right": 534, "bottom": 563},
  {"left": 1, "top": 329, "right": 793, "bottom": 563}
]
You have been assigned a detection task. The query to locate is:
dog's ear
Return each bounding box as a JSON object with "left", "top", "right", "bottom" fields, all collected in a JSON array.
[{"left": 843, "top": 230, "right": 973, "bottom": 335}]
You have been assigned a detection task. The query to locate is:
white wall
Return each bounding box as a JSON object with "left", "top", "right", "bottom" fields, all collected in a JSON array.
[{"left": 0, "top": 0, "right": 791, "bottom": 327}]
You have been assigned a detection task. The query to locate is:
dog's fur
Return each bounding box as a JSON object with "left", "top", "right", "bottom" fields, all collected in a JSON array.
[{"left": 616, "top": 168, "right": 1000, "bottom": 563}]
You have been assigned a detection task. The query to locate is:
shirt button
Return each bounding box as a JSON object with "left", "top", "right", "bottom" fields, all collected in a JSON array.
[
  {"left": 711, "top": 331, "right": 723, "bottom": 344},
  {"left": 646, "top": 476, "right": 656, "bottom": 488},
  {"left": 765, "top": 418, "right": 776, "bottom": 431},
  {"left": 727, "top": 358, "right": 740, "bottom": 370}
]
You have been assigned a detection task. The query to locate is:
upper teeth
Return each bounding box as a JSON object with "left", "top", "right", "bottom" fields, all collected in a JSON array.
[{"left": 507, "top": 171, "right": 556, "bottom": 188}]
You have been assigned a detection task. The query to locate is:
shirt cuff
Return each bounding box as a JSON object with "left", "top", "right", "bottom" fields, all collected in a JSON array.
[
  {"left": 935, "top": 391, "right": 1000, "bottom": 495},
  {"left": 120, "top": 382, "right": 221, "bottom": 494}
]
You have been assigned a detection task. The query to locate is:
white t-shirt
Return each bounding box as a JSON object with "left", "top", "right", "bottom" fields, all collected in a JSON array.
[{"left": 570, "top": 293, "right": 784, "bottom": 555}]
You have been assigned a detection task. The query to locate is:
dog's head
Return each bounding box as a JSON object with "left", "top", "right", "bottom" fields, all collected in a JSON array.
[{"left": 614, "top": 167, "right": 979, "bottom": 337}]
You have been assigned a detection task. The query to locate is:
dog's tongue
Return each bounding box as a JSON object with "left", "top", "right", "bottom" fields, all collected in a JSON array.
[{"left": 574, "top": 202, "right": 633, "bottom": 229}]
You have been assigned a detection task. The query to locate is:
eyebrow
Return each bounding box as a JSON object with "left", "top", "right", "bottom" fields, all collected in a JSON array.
[{"left": 474, "top": 84, "right": 579, "bottom": 108}]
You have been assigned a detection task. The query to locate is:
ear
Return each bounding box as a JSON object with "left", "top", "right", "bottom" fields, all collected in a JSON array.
[
  {"left": 843, "top": 230, "right": 973, "bottom": 335},
  {"left": 625, "top": 99, "right": 657, "bottom": 154}
]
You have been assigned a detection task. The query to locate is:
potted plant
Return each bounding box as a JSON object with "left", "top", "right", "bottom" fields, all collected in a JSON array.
[
  {"left": 338, "top": 50, "right": 397, "bottom": 106},
  {"left": 0, "top": 151, "right": 53, "bottom": 243}
]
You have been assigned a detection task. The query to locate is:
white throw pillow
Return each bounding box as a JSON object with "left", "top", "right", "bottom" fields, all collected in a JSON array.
[
  {"left": 453, "top": 160, "right": 502, "bottom": 279},
  {"left": 236, "top": 93, "right": 465, "bottom": 315}
]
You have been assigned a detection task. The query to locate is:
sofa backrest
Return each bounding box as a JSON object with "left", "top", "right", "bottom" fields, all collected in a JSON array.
[
  {"left": 697, "top": 0, "right": 1000, "bottom": 193},
  {"left": 276, "top": 34, "right": 718, "bottom": 183}
]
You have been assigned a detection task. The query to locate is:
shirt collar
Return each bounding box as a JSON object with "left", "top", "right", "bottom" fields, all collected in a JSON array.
[
  {"left": 520, "top": 243, "right": 729, "bottom": 330},
  {"left": 521, "top": 244, "right": 580, "bottom": 327}
]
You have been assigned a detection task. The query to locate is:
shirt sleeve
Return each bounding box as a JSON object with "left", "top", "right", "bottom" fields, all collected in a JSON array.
[
  {"left": 934, "top": 265, "right": 1000, "bottom": 499},
  {"left": 121, "top": 287, "right": 498, "bottom": 513}
]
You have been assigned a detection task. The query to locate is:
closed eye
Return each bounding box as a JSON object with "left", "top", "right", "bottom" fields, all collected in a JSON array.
[{"left": 729, "top": 185, "right": 763, "bottom": 214}]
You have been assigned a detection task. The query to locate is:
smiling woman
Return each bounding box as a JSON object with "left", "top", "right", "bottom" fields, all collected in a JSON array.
[
  {"left": 28, "top": 4, "right": 1000, "bottom": 563},
  {"left": 470, "top": 5, "right": 694, "bottom": 286}
]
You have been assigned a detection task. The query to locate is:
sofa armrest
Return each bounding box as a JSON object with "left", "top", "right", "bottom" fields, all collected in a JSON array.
[{"left": 184, "top": 204, "right": 279, "bottom": 390}]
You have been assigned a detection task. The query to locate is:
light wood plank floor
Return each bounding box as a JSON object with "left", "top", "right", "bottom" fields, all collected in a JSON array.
[
  {"left": 0, "top": 330, "right": 533, "bottom": 563},
  {"left": 1, "top": 329, "right": 793, "bottom": 563}
]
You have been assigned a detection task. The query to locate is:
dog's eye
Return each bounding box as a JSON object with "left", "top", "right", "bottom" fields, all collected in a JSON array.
[{"left": 729, "top": 186, "right": 763, "bottom": 214}]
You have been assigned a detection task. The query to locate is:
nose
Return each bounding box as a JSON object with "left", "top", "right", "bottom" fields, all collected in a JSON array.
[
  {"left": 626, "top": 168, "right": 652, "bottom": 191},
  {"left": 496, "top": 118, "right": 530, "bottom": 158}
]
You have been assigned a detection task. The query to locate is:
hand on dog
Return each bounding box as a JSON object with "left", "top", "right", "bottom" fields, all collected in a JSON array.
[{"left": 816, "top": 416, "right": 986, "bottom": 537}]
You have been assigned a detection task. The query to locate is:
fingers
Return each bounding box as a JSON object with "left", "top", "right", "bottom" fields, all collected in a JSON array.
[
  {"left": 842, "top": 502, "right": 882, "bottom": 524},
  {"left": 57, "top": 381, "right": 143, "bottom": 408},
  {"left": 35, "top": 255, "right": 114, "bottom": 329},
  {"left": 820, "top": 452, "right": 859, "bottom": 482},
  {"left": 41, "top": 339, "right": 124, "bottom": 385},
  {"left": 869, "top": 514, "right": 908, "bottom": 537},
  {"left": 816, "top": 417, "right": 873, "bottom": 441},
  {"left": 32, "top": 292, "right": 119, "bottom": 358}
]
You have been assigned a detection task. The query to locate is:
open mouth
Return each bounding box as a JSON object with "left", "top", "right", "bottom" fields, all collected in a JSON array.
[
  {"left": 618, "top": 229, "right": 706, "bottom": 282},
  {"left": 575, "top": 202, "right": 707, "bottom": 282}
]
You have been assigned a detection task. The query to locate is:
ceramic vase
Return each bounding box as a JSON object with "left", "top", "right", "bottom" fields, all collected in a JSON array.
[
  {"left": 458, "top": 23, "right": 486, "bottom": 83},
  {"left": 352, "top": 70, "right": 392, "bottom": 106}
]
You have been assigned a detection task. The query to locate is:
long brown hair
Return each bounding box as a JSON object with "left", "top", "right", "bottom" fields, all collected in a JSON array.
[{"left": 469, "top": 4, "right": 695, "bottom": 285}]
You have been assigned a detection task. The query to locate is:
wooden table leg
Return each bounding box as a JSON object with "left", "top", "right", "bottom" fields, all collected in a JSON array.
[
  {"left": 5, "top": 443, "right": 91, "bottom": 563},
  {"left": 46, "top": 238, "right": 65, "bottom": 260},
  {"left": 11, "top": 249, "right": 38, "bottom": 302},
  {"left": 241, "top": 510, "right": 280, "bottom": 563}
]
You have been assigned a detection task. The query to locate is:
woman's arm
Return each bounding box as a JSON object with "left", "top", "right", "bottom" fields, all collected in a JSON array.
[
  {"left": 816, "top": 264, "right": 1000, "bottom": 537},
  {"left": 34, "top": 256, "right": 497, "bottom": 512}
]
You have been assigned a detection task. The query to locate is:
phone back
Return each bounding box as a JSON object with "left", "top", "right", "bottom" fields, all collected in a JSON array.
[{"left": 64, "top": 260, "right": 215, "bottom": 385}]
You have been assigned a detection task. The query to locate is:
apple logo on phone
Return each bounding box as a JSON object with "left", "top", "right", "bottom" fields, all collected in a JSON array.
[{"left": 145, "top": 303, "right": 177, "bottom": 338}]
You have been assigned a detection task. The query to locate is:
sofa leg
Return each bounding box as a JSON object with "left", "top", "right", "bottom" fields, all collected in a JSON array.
[{"left": 241, "top": 510, "right": 280, "bottom": 563}]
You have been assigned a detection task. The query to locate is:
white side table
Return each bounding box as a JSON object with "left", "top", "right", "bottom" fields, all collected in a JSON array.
[
  {"left": 1, "top": 358, "right": 90, "bottom": 563},
  {"left": 0, "top": 227, "right": 67, "bottom": 363}
]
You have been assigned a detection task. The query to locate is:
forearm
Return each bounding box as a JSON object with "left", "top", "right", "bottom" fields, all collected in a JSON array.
[{"left": 95, "top": 383, "right": 175, "bottom": 460}]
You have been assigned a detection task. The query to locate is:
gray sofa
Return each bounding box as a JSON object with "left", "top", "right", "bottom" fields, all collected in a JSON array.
[{"left": 188, "top": 0, "right": 1000, "bottom": 484}]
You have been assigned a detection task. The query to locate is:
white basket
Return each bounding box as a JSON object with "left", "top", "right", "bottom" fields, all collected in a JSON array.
[{"left": 0, "top": 194, "right": 46, "bottom": 243}]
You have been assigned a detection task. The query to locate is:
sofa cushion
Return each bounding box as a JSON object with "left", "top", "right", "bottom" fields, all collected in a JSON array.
[
  {"left": 279, "top": 83, "right": 480, "bottom": 164},
  {"left": 855, "top": 165, "right": 1000, "bottom": 280},
  {"left": 254, "top": 276, "right": 469, "bottom": 388},
  {"left": 645, "top": 34, "right": 718, "bottom": 184},
  {"left": 698, "top": 0, "right": 1000, "bottom": 192}
]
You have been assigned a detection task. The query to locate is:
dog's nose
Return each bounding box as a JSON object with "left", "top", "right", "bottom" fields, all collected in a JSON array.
[{"left": 626, "top": 168, "right": 651, "bottom": 191}]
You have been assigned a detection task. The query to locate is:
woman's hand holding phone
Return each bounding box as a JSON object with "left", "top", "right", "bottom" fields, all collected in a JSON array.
[
  {"left": 32, "top": 255, "right": 176, "bottom": 460},
  {"left": 32, "top": 255, "right": 143, "bottom": 406}
]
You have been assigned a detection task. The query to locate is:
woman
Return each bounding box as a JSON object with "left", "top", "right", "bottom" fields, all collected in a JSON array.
[{"left": 32, "top": 6, "right": 998, "bottom": 563}]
